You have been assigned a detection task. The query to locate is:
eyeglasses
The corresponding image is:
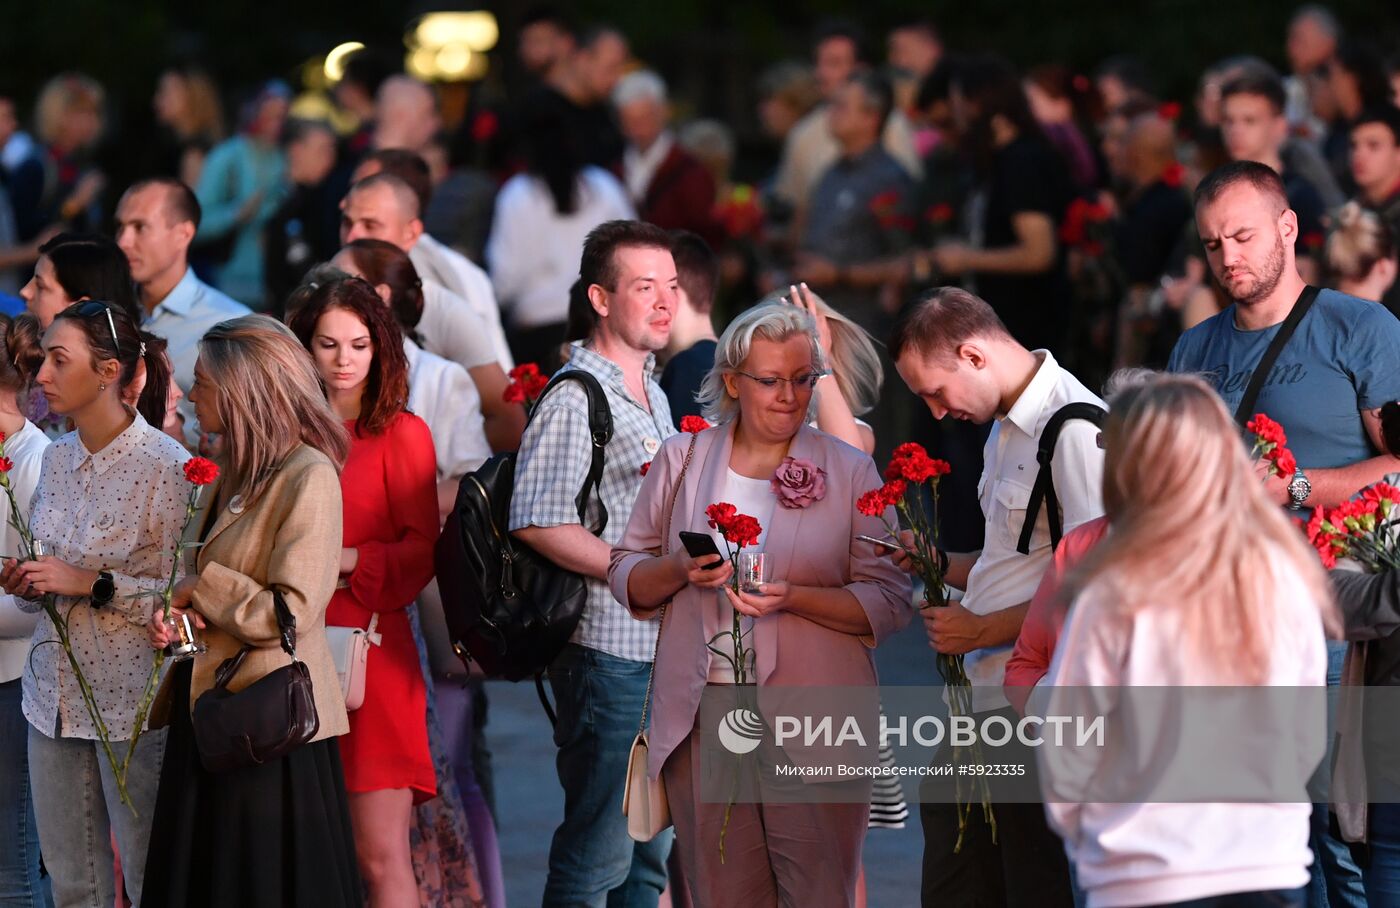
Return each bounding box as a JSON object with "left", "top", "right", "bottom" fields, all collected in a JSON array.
[
  {"left": 71, "top": 301, "right": 120, "bottom": 356},
  {"left": 734, "top": 370, "right": 825, "bottom": 391}
]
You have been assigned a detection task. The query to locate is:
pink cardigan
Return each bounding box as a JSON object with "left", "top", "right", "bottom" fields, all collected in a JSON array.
[{"left": 609, "top": 422, "right": 913, "bottom": 778}]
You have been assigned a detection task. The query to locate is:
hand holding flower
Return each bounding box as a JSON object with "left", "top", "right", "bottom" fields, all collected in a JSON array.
[
  {"left": 923, "top": 601, "right": 985, "bottom": 655},
  {"left": 0, "top": 558, "right": 35, "bottom": 599}
]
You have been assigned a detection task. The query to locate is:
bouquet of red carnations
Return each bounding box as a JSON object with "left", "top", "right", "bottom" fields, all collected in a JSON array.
[{"left": 1306, "top": 481, "right": 1400, "bottom": 572}]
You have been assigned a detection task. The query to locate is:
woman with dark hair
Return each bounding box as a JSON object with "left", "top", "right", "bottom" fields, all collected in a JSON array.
[
  {"left": 926, "top": 54, "right": 1074, "bottom": 357},
  {"left": 20, "top": 233, "right": 140, "bottom": 328},
  {"left": 325, "top": 243, "right": 501, "bottom": 906},
  {"left": 288, "top": 279, "right": 440, "bottom": 907},
  {"left": 142, "top": 315, "right": 359, "bottom": 908},
  {"left": 485, "top": 101, "right": 633, "bottom": 372},
  {"left": 0, "top": 300, "right": 189, "bottom": 907},
  {"left": 0, "top": 313, "right": 50, "bottom": 907},
  {"left": 1322, "top": 39, "right": 1393, "bottom": 192},
  {"left": 19, "top": 233, "right": 182, "bottom": 438}
]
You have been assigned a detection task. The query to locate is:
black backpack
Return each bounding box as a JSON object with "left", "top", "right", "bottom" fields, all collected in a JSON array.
[
  {"left": 1016, "top": 402, "right": 1106, "bottom": 555},
  {"left": 435, "top": 371, "right": 612, "bottom": 709}
]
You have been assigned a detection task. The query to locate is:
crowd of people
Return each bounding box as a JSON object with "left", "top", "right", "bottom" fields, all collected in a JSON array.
[{"left": 0, "top": 4, "right": 1398, "bottom": 908}]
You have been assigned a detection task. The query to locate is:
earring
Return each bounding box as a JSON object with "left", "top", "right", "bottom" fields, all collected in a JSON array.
[{"left": 99, "top": 382, "right": 106, "bottom": 391}]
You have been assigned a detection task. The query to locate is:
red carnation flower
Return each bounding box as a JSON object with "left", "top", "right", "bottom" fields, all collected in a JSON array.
[
  {"left": 1247, "top": 414, "right": 1287, "bottom": 447},
  {"left": 0, "top": 457, "right": 12, "bottom": 473},
  {"left": 927, "top": 202, "right": 955, "bottom": 224},
  {"left": 706, "top": 502, "right": 737, "bottom": 530},
  {"left": 1273, "top": 449, "right": 1298, "bottom": 479},
  {"left": 1158, "top": 101, "right": 1182, "bottom": 122},
  {"left": 857, "top": 488, "right": 887, "bottom": 516},
  {"left": 183, "top": 457, "right": 220, "bottom": 486},
  {"left": 504, "top": 363, "right": 550, "bottom": 405},
  {"left": 1161, "top": 162, "right": 1185, "bottom": 188},
  {"left": 680, "top": 415, "right": 712, "bottom": 434},
  {"left": 880, "top": 479, "right": 908, "bottom": 507}
]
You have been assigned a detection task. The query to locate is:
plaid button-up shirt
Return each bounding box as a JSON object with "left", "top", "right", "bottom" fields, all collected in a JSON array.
[{"left": 509, "top": 343, "right": 676, "bottom": 662}]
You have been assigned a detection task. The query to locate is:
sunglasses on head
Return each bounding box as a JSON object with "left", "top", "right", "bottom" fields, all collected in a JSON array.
[{"left": 70, "top": 301, "right": 121, "bottom": 356}]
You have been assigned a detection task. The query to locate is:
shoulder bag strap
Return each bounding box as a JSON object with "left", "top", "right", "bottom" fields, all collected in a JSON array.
[
  {"left": 1233, "top": 285, "right": 1320, "bottom": 426},
  {"left": 1017, "top": 402, "right": 1108, "bottom": 556},
  {"left": 637, "top": 432, "right": 700, "bottom": 738}
]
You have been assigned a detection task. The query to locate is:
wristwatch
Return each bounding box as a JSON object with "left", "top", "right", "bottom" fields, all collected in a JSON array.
[
  {"left": 1286, "top": 470, "right": 1312, "bottom": 510},
  {"left": 89, "top": 570, "right": 115, "bottom": 607}
]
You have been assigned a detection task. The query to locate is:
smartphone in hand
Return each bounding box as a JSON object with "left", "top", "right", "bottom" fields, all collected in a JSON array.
[{"left": 678, "top": 531, "right": 725, "bottom": 570}]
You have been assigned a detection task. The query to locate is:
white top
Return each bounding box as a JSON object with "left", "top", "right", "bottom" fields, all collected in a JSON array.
[
  {"left": 485, "top": 167, "right": 636, "bottom": 330},
  {"left": 144, "top": 266, "right": 251, "bottom": 441},
  {"left": 21, "top": 414, "right": 192, "bottom": 739},
  {"left": 0, "top": 421, "right": 51, "bottom": 682},
  {"left": 409, "top": 233, "right": 513, "bottom": 370},
  {"left": 418, "top": 278, "right": 499, "bottom": 373},
  {"left": 405, "top": 338, "right": 490, "bottom": 480},
  {"left": 623, "top": 132, "right": 675, "bottom": 205},
  {"left": 1039, "top": 550, "right": 1325, "bottom": 908},
  {"left": 962, "top": 350, "right": 1105, "bottom": 713},
  {"left": 706, "top": 468, "right": 777, "bottom": 684}
]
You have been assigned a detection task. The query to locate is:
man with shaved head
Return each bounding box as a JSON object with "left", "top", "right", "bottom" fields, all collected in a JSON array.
[
  {"left": 341, "top": 173, "right": 524, "bottom": 450},
  {"left": 352, "top": 149, "right": 512, "bottom": 370},
  {"left": 115, "top": 177, "right": 250, "bottom": 427},
  {"left": 373, "top": 75, "right": 441, "bottom": 155}
]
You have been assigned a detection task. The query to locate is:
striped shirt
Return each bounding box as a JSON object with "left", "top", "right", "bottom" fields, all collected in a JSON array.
[{"left": 509, "top": 343, "right": 676, "bottom": 662}]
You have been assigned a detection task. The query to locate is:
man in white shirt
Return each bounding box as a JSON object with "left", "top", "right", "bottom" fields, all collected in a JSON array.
[
  {"left": 350, "top": 149, "right": 514, "bottom": 370},
  {"left": 340, "top": 173, "right": 524, "bottom": 452},
  {"left": 115, "top": 178, "right": 251, "bottom": 438},
  {"left": 890, "top": 287, "right": 1104, "bottom": 908}
]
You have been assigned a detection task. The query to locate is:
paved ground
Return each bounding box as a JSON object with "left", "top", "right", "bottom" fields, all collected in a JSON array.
[{"left": 488, "top": 611, "right": 936, "bottom": 907}]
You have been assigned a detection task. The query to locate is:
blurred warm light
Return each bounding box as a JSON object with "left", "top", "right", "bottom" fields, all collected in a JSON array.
[
  {"left": 323, "top": 41, "right": 365, "bottom": 83},
  {"left": 404, "top": 10, "right": 495, "bottom": 81},
  {"left": 415, "top": 11, "right": 498, "bottom": 52}
]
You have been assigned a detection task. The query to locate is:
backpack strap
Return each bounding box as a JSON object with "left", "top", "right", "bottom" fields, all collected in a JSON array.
[
  {"left": 1016, "top": 402, "right": 1107, "bottom": 556},
  {"left": 532, "top": 370, "right": 615, "bottom": 535}
]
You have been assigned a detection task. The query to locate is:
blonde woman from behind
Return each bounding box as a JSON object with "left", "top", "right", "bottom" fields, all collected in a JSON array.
[{"left": 1040, "top": 374, "right": 1339, "bottom": 908}]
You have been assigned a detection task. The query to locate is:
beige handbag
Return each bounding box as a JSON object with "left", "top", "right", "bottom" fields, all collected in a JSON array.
[
  {"left": 325, "top": 613, "right": 381, "bottom": 711},
  {"left": 623, "top": 434, "right": 698, "bottom": 842}
]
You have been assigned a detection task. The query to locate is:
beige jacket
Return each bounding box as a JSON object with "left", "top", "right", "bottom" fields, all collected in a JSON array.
[{"left": 151, "top": 444, "right": 348, "bottom": 741}]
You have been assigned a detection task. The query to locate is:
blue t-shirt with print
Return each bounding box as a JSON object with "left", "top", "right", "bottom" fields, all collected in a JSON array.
[{"left": 1166, "top": 289, "right": 1400, "bottom": 469}]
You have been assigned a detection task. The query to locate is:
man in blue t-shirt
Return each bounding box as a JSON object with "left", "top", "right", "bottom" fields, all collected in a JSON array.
[
  {"left": 1168, "top": 159, "right": 1398, "bottom": 908},
  {"left": 1169, "top": 160, "right": 1400, "bottom": 510}
]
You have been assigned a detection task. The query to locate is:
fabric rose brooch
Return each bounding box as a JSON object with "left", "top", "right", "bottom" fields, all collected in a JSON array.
[{"left": 770, "top": 456, "right": 826, "bottom": 509}]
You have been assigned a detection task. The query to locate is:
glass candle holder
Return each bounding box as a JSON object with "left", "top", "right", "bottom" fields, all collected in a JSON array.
[
  {"left": 164, "top": 611, "right": 207, "bottom": 661},
  {"left": 738, "top": 551, "right": 768, "bottom": 594}
]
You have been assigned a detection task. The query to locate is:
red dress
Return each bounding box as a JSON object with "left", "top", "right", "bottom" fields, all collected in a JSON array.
[{"left": 327, "top": 411, "right": 440, "bottom": 802}]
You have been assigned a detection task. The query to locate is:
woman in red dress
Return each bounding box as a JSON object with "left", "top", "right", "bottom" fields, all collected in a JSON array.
[{"left": 289, "top": 278, "right": 439, "bottom": 907}]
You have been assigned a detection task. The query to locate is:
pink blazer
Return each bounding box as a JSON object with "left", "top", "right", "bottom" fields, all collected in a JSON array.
[{"left": 609, "top": 422, "right": 913, "bottom": 778}]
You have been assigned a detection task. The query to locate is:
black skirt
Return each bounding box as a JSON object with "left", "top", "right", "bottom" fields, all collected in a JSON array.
[{"left": 142, "top": 661, "right": 363, "bottom": 908}]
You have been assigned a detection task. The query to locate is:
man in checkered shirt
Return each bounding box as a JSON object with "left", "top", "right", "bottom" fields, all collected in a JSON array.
[{"left": 510, "top": 220, "right": 679, "bottom": 906}]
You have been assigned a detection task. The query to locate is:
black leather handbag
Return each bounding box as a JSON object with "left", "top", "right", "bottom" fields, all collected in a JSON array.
[{"left": 192, "top": 588, "right": 320, "bottom": 773}]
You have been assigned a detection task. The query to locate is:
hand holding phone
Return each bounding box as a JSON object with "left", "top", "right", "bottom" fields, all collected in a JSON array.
[
  {"left": 855, "top": 533, "right": 901, "bottom": 553},
  {"left": 678, "top": 531, "right": 726, "bottom": 570}
]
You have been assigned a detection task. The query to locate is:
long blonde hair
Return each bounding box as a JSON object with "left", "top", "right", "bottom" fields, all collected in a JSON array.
[
  {"left": 198, "top": 315, "right": 349, "bottom": 504},
  {"left": 1065, "top": 375, "right": 1338, "bottom": 683}
]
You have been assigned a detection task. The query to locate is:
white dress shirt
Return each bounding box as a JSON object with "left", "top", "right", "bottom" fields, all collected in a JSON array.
[
  {"left": 0, "top": 421, "right": 51, "bottom": 682},
  {"left": 417, "top": 279, "right": 499, "bottom": 374},
  {"left": 486, "top": 168, "right": 635, "bottom": 331},
  {"left": 960, "top": 350, "right": 1105, "bottom": 713},
  {"left": 405, "top": 338, "right": 490, "bottom": 480},
  {"left": 21, "top": 414, "right": 192, "bottom": 740},
  {"left": 409, "top": 233, "right": 513, "bottom": 370}
]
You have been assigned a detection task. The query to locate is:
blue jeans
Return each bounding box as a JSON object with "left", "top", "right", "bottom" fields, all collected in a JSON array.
[
  {"left": 0, "top": 682, "right": 48, "bottom": 907},
  {"left": 1366, "top": 802, "right": 1400, "bottom": 907},
  {"left": 1308, "top": 641, "right": 1367, "bottom": 908},
  {"left": 543, "top": 644, "right": 671, "bottom": 908}
]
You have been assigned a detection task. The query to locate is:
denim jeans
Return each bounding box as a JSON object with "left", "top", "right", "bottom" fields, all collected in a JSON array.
[
  {"left": 1308, "top": 641, "right": 1367, "bottom": 908},
  {"left": 0, "top": 682, "right": 48, "bottom": 908},
  {"left": 1366, "top": 802, "right": 1400, "bottom": 908},
  {"left": 543, "top": 644, "right": 672, "bottom": 908},
  {"left": 27, "top": 723, "right": 164, "bottom": 908}
]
